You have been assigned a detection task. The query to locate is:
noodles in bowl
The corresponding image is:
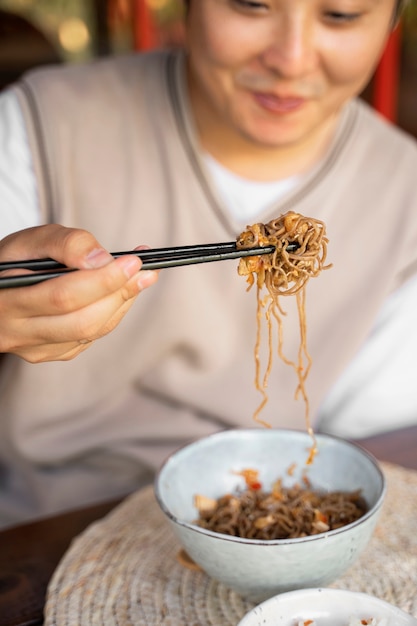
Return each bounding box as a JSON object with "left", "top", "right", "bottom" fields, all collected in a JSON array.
[
  {"left": 154, "top": 429, "right": 386, "bottom": 602},
  {"left": 194, "top": 470, "right": 367, "bottom": 540}
]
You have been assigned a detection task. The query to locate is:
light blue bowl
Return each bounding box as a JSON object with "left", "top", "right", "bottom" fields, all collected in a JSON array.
[{"left": 155, "top": 429, "right": 386, "bottom": 602}]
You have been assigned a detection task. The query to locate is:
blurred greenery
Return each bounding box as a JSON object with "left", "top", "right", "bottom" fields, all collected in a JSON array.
[{"left": 154, "top": 0, "right": 184, "bottom": 23}]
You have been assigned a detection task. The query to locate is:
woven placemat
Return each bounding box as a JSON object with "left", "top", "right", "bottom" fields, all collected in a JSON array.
[{"left": 44, "top": 462, "right": 417, "bottom": 625}]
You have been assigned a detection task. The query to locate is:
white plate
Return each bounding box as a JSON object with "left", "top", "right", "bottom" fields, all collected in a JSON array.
[{"left": 237, "top": 588, "right": 417, "bottom": 626}]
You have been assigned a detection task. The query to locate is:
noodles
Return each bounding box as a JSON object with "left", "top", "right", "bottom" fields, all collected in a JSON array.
[
  {"left": 194, "top": 469, "right": 367, "bottom": 540},
  {"left": 236, "top": 212, "right": 331, "bottom": 463}
]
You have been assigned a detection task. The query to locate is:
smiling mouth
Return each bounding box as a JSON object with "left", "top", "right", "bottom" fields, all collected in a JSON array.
[{"left": 253, "top": 92, "right": 306, "bottom": 114}]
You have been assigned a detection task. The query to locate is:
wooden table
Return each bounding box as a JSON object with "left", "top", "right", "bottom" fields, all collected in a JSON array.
[{"left": 0, "top": 425, "right": 416, "bottom": 626}]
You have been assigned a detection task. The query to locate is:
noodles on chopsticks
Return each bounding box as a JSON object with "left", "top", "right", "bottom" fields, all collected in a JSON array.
[
  {"left": 192, "top": 219, "right": 360, "bottom": 544},
  {"left": 236, "top": 211, "right": 331, "bottom": 464}
]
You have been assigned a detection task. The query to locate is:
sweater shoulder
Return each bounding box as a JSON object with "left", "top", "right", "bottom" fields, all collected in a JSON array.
[
  {"left": 14, "top": 50, "right": 177, "bottom": 225},
  {"left": 351, "top": 99, "right": 417, "bottom": 164},
  {"left": 18, "top": 50, "right": 172, "bottom": 108}
]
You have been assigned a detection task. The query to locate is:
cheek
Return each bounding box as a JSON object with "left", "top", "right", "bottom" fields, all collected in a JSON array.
[
  {"left": 187, "top": 9, "right": 260, "bottom": 71},
  {"left": 200, "top": 33, "right": 237, "bottom": 68},
  {"left": 321, "top": 31, "right": 390, "bottom": 91}
]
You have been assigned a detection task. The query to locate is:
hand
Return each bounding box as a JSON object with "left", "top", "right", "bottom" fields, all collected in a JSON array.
[{"left": 0, "top": 224, "right": 159, "bottom": 362}]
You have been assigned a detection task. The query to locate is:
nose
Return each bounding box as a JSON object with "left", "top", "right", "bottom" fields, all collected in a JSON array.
[{"left": 260, "top": 13, "right": 316, "bottom": 78}]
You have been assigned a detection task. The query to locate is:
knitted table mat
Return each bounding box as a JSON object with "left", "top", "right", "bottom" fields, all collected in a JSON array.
[{"left": 44, "top": 462, "right": 417, "bottom": 625}]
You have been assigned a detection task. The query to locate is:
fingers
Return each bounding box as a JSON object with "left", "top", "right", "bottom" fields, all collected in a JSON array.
[
  {"left": 0, "top": 226, "right": 159, "bottom": 361},
  {"left": 32, "top": 268, "right": 156, "bottom": 343},
  {"left": 9, "top": 254, "right": 143, "bottom": 316},
  {"left": 0, "top": 265, "right": 158, "bottom": 358},
  {"left": 0, "top": 224, "right": 113, "bottom": 269},
  {"left": 15, "top": 338, "right": 94, "bottom": 363}
]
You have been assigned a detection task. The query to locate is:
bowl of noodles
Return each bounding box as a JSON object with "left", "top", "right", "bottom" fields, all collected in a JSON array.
[{"left": 154, "top": 429, "right": 386, "bottom": 603}]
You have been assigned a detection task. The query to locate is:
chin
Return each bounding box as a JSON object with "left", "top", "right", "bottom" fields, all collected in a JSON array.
[
  {"left": 243, "top": 111, "right": 327, "bottom": 149},
  {"left": 242, "top": 126, "right": 313, "bottom": 150}
]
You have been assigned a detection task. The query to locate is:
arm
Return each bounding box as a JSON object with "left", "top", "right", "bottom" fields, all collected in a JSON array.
[
  {"left": 0, "top": 224, "right": 158, "bottom": 362},
  {"left": 318, "top": 273, "right": 417, "bottom": 437},
  {"left": 0, "top": 90, "right": 158, "bottom": 362},
  {"left": 0, "top": 89, "right": 40, "bottom": 239}
]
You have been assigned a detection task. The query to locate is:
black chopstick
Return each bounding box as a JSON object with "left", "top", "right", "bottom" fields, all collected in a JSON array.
[
  {"left": 0, "top": 241, "right": 298, "bottom": 289},
  {"left": 0, "top": 241, "right": 246, "bottom": 272}
]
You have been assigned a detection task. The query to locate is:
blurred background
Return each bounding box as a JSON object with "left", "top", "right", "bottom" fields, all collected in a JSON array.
[{"left": 0, "top": 0, "right": 416, "bottom": 136}]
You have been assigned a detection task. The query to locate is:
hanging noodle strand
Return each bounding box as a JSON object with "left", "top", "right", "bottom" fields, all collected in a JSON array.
[{"left": 236, "top": 211, "right": 332, "bottom": 464}]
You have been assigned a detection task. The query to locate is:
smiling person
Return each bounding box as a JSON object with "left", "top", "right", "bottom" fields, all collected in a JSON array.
[{"left": 0, "top": 0, "right": 416, "bottom": 527}]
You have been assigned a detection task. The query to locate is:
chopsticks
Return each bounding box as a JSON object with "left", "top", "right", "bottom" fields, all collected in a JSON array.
[{"left": 0, "top": 240, "right": 298, "bottom": 289}]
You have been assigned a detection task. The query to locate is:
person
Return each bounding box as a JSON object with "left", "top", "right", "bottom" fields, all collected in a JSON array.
[{"left": 0, "top": 0, "right": 416, "bottom": 528}]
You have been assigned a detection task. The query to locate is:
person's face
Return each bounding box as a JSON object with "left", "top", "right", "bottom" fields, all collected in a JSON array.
[{"left": 185, "top": 0, "right": 396, "bottom": 151}]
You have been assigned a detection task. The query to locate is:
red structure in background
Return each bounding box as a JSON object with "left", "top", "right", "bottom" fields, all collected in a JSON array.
[
  {"left": 132, "top": 0, "right": 157, "bottom": 51},
  {"left": 373, "top": 26, "right": 402, "bottom": 123},
  {"left": 131, "top": 1, "right": 402, "bottom": 123}
]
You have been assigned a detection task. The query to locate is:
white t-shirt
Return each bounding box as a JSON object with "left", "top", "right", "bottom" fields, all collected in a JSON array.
[
  {"left": 1, "top": 87, "right": 416, "bottom": 438},
  {"left": 203, "top": 152, "right": 300, "bottom": 223},
  {"left": 0, "top": 90, "right": 40, "bottom": 238}
]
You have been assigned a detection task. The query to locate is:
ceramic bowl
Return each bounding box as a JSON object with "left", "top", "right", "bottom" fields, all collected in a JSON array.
[
  {"left": 154, "top": 429, "right": 386, "bottom": 602},
  {"left": 237, "top": 588, "right": 417, "bottom": 625}
]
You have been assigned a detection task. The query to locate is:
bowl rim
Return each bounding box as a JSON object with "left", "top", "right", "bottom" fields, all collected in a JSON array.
[
  {"left": 154, "top": 428, "right": 387, "bottom": 546},
  {"left": 237, "top": 587, "right": 417, "bottom": 624}
]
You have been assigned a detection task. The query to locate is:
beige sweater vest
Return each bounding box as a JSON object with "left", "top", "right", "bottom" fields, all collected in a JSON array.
[{"left": 1, "top": 49, "right": 417, "bottom": 525}]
